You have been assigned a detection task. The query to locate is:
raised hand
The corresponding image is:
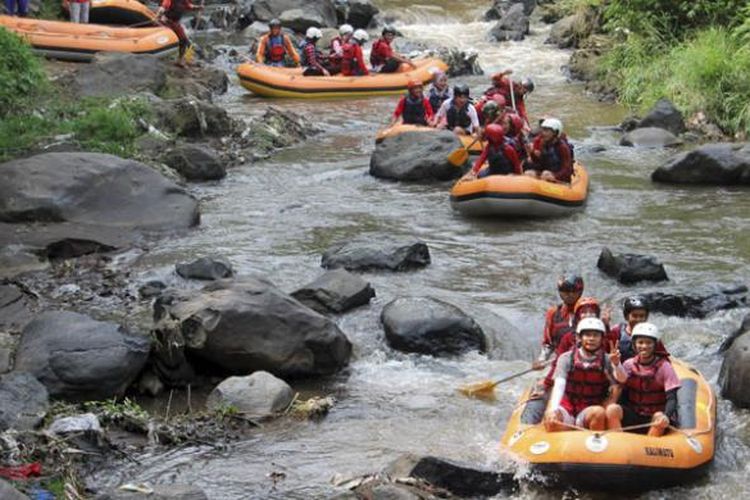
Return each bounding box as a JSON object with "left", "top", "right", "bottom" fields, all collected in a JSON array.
[{"left": 609, "top": 340, "right": 621, "bottom": 366}]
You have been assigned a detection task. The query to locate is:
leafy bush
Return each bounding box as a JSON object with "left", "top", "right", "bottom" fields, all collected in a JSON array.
[{"left": 0, "top": 27, "right": 48, "bottom": 117}]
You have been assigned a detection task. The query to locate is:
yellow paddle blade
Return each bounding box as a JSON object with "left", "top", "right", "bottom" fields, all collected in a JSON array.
[
  {"left": 185, "top": 43, "right": 196, "bottom": 64},
  {"left": 457, "top": 380, "right": 498, "bottom": 399},
  {"left": 447, "top": 147, "right": 469, "bottom": 167}
]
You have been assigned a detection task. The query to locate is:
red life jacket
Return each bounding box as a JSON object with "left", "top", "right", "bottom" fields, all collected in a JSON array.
[
  {"left": 549, "top": 305, "right": 573, "bottom": 349},
  {"left": 370, "top": 38, "right": 391, "bottom": 67},
  {"left": 625, "top": 356, "right": 668, "bottom": 417},
  {"left": 265, "top": 35, "right": 287, "bottom": 62},
  {"left": 341, "top": 42, "right": 363, "bottom": 76},
  {"left": 561, "top": 349, "right": 610, "bottom": 415},
  {"left": 165, "top": 0, "right": 190, "bottom": 21}
]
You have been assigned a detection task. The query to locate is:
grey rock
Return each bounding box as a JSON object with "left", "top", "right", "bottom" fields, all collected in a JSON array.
[
  {"left": 0, "top": 245, "right": 48, "bottom": 279},
  {"left": 720, "top": 312, "right": 750, "bottom": 353},
  {"left": 370, "top": 130, "right": 465, "bottom": 182},
  {"left": 485, "top": 0, "right": 536, "bottom": 20},
  {"left": 620, "top": 127, "right": 682, "bottom": 148},
  {"left": 206, "top": 371, "right": 294, "bottom": 418},
  {"left": 0, "top": 372, "right": 49, "bottom": 431},
  {"left": 176, "top": 256, "right": 234, "bottom": 281},
  {"left": 279, "top": 8, "right": 327, "bottom": 32},
  {"left": 153, "top": 97, "right": 236, "bottom": 138},
  {"left": 0, "top": 333, "right": 17, "bottom": 373},
  {"left": 14, "top": 311, "right": 151, "bottom": 400},
  {"left": 139, "top": 280, "right": 167, "bottom": 299},
  {"left": 720, "top": 323, "right": 750, "bottom": 408},
  {"left": 641, "top": 285, "right": 747, "bottom": 319},
  {"left": 162, "top": 64, "right": 229, "bottom": 100},
  {"left": 0, "top": 479, "right": 30, "bottom": 500},
  {"left": 489, "top": 3, "right": 529, "bottom": 42},
  {"left": 638, "top": 98, "right": 685, "bottom": 135},
  {"left": 381, "top": 297, "right": 486, "bottom": 357},
  {"left": 251, "top": 0, "right": 338, "bottom": 29},
  {"left": 291, "top": 268, "right": 375, "bottom": 314},
  {"left": 66, "top": 53, "right": 166, "bottom": 98},
  {"left": 321, "top": 240, "right": 430, "bottom": 272},
  {"left": 244, "top": 106, "right": 319, "bottom": 158},
  {"left": 95, "top": 484, "right": 208, "bottom": 500},
  {"left": 597, "top": 247, "right": 668, "bottom": 285},
  {"left": 152, "top": 276, "right": 352, "bottom": 378},
  {"left": 0, "top": 284, "right": 36, "bottom": 334},
  {"left": 652, "top": 143, "right": 750, "bottom": 185},
  {"left": 48, "top": 412, "right": 102, "bottom": 434},
  {"left": 163, "top": 144, "right": 226, "bottom": 182},
  {"left": 346, "top": 0, "right": 379, "bottom": 28}
]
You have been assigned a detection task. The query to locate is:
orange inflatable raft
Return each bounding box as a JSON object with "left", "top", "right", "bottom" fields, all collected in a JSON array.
[
  {"left": 0, "top": 15, "right": 178, "bottom": 62},
  {"left": 63, "top": 0, "right": 157, "bottom": 26},
  {"left": 500, "top": 359, "right": 716, "bottom": 490},
  {"left": 375, "top": 124, "right": 484, "bottom": 153},
  {"left": 237, "top": 58, "right": 449, "bottom": 98},
  {"left": 449, "top": 163, "right": 589, "bottom": 217}
]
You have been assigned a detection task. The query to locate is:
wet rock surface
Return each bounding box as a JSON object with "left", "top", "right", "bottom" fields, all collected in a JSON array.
[
  {"left": 620, "top": 127, "right": 682, "bottom": 148},
  {"left": 641, "top": 285, "right": 748, "bottom": 318},
  {"left": 370, "top": 130, "right": 465, "bottom": 182},
  {"left": 381, "top": 297, "right": 487, "bottom": 357},
  {"left": 0, "top": 284, "right": 37, "bottom": 334},
  {"left": 652, "top": 143, "right": 750, "bottom": 185},
  {"left": 720, "top": 318, "right": 750, "bottom": 408},
  {"left": 638, "top": 98, "right": 686, "bottom": 135},
  {"left": 291, "top": 269, "right": 375, "bottom": 314},
  {"left": 489, "top": 3, "right": 530, "bottom": 42},
  {"left": 597, "top": 247, "right": 669, "bottom": 284},
  {"left": 0, "top": 479, "right": 29, "bottom": 500},
  {"left": 206, "top": 371, "right": 295, "bottom": 419},
  {"left": 162, "top": 143, "right": 227, "bottom": 182},
  {"left": 321, "top": 240, "right": 431, "bottom": 272},
  {"left": 95, "top": 484, "right": 208, "bottom": 500},
  {"left": 175, "top": 256, "right": 234, "bottom": 281},
  {"left": 65, "top": 53, "right": 167, "bottom": 98},
  {"left": 0, "top": 371, "right": 49, "bottom": 431}
]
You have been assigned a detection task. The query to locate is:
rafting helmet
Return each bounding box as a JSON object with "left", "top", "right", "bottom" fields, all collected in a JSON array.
[
  {"left": 574, "top": 297, "right": 601, "bottom": 319},
  {"left": 631, "top": 322, "right": 661, "bottom": 342},
  {"left": 352, "top": 29, "right": 369, "bottom": 43},
  {"left": 339, "top": 24, "right": 354, "bottom": 36},
  {"left": 557, "top": 273, "right": 583, "bottom": 293},
  {"left": 491, "top": 94, "right": 506, "bottom": 107},
  {"left": 382, "top": 25, "right": 397, "bottom": 36},
  {"left": 521, "top": 77, "right": 535, "bottom": 93},
  {"left": 577, "top": 317, "right": 606, "bottom": 335},
  {"left": 269, "top": 18, "right": 281, "bottom": 28},
  {"left": 482, "top": 101, "right": 499, "bottom": 119},
  {"left": 623, "top": 296, "right": 649, "bottom": 318},
  {"left": 484, "top": 124, "right": 506, "bottom": 145},
  {"left": 306, "top": 27, "right": 323, "bottom": 40},
  {"left": 509, "top": 114, "right": 524, "bottom": 134},
  {"left": 541, "top": 117, "right": 563, "bottom": 134},
  {"left": 453, "top": 84, "right": 470, "bottom": 97}
]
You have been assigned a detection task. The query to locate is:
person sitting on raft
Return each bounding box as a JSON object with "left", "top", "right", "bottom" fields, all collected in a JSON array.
[
  {"left": 532, "top": 274, "right": 583, "bottom": 371},
  {"left": 485, "top": 69, "right": 534, "bottom": 125},
  {"left": 256, "top": 19, "right": 300, "bottom": 68},
  {"left": 428, "top": 70, "right": 452, "bottom": 114},
  {"left": 611, "top": 296, "right": 669, "bottom": 362},
  {"left": 390, "top": 80, "right": 434, "bottom": 127},
  {"left": 433, "top": 84, "right": 479, "bottom": 136},
  {"left": 608, "top": 323, "right": 680, "bottom": 437},
  {"left": 370, "top": 26, "right": 416, "bottom": 73},
  {"left": 300, "top": 27, "right": 330, "bottom": 76},
  {"left": 524, "top": 117, "right": 573, "bottom": 183},
  {"left": 544, "top": 317, "right": 627, "bottom": 432},
  {"left": 466, "top": 125, "right": 522, "bottom": 179},
  {"left": 499, "top": 111, "right": 528, "bottom": 160},
  {"left": 156, "top": 0, "right": 204, "bottom": 68},
  {"left": 341, "top": 29, "right": 370, "bottom": 76},
  {"left": 328, "top": 24, "right": 353, "bottom": 75}
]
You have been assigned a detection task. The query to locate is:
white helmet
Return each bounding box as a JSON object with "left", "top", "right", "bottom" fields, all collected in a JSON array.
[
  {"left": 353, "top": 29, "right": 369, "bottom": 43},
  {"left": 306, "top": 27, "right": 323, "bottom": 40},
  {"left": 541, "top": 118, "right": 563, "bottom": 134},
  {"left": 576, "top": 317, "right": 606, "bottom": 335},
  {"left": 339, "top": 24, "right": 354, "bottom": 36},
  {"left": 632, "top": 322, "right": 662, "bottom": 342}
]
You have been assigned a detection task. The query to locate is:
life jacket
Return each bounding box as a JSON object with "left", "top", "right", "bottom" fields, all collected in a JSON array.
[
  {"left": 165, "top": 0, "right": 190, "bottom": 21},
  {"left": 329, "top": 36, "right": 344, "bottom": 61},
  {"left": 561, "top": 349, "right": 610, "bottom": 415},
  {"left": 428, "top": 86, "right": 450, "bottom": 113},
  {"left": 265, "top": 34, "right": 287, "bottom": 63},
  {"left": 625, "top": 356, "right": 668, "bottom": 417},
  {"left": 486, "top": 143, "right": 515, "bottom": 175},
  {"left": 298, "top": 39, "right": 320, "bottom": 67},
  {"left": 548, "top": 305, "right": 574, "bottom": 349},
  {"left": 370, "top": 38, "right": 391, "bottom": 67},
  {"left": 341, "top": 42, "right": 363, "bottom": 76},
  {"left": 402, "top": 95, "right": 428, "bottom": 125},
  {"left": 539, "top": 139, "right": 564, "bottom": 173},
  {"left": 446, "top": 101, "right": 471, "bottom": 130}
]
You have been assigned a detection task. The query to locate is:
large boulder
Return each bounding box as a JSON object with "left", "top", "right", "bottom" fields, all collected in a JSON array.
[
  {"left": 547, "top": 10, "right": 597, "bottom": 49},
  {"left": 206, "top": 371, "right": 294, "bottom": 419},
  {"left": 381, "top": 297, "right": 486, "bottom": 357},
  {"left": 370, "top": 130, "right": 464, "bottom": 182},
  {"left": 638, "top": 98, "right": 685, "bottom": 135},
  {"left": 153, "top": 96, "right": 236, "bottom": 138},
  {"left": 619, "top": 127, "right": 682, "bottom": 148},
  {"left": 251, "top": 0, "right": 338, "bottom": 29},
  {"left": 485, "top": 0, "right": 536, "bottom": 20},
  {"left": 720, "top": 323, "right": 750, "bottom": 408},
  {"left": 0, "top": 372, "right": 49, "bottom": 431},
  {"left": 163, "top": 143, "right": 227, "bottom": 182},
  {"left": 652, "top": 143, "right": 750, "bottom": 185},
  {"left": 66, "top": 53, "right": 166, "bottom": 98},
  {"left": 489, "top": 3, "right": 529, "bottom": 42},
  {"left": 152, "top": 277, "right": 352, "bottom": 378},
  {"left": 14, "top": 311, "right": 151, "bottom": 400},
  {"left": 641, "top": 285, "right": 748, "bottom": 319},
  {"left": 720, "top": 312, "right": 750, "bottom": 353},
  {"left": 292, "top": 269, "right": 375, "bottom": 314},
  {"left": 321, "top": 240, "right": 430, "bottom": 272},
  {"left": 161, "top": 64, "right": 229, "bottom": 100},
  {"left": 345, "top": 0, "right": 379, "bottom": 28},
  {"left": 0, "top": 284, "right": 36, "bottom": 334},
  {"left": 0, "top": 153, "right": 200, "bottom": 254},
  {"left": 597, "top": 247, "right": 668, "bottom": 284},
  {"left": 0, "top": 244, "right": 49, "bottom": 279},
  {"left": 176, "top": 256, "right": 234, "bottom": 281}
]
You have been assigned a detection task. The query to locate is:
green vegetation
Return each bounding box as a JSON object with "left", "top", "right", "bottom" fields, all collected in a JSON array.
[{"left": 0, "top": 28, "right": 152, "bottom": 161}]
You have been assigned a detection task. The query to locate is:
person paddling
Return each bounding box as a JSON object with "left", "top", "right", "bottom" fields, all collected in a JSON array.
[
  {"left": 256, "top": 19, "right": 300, "bottom": 68},
  {"left": 390, "top": 80, "right": 434, "bottom": 126},
  {"left": 157, "top": 0, "right": 204, "bottom": 68}
]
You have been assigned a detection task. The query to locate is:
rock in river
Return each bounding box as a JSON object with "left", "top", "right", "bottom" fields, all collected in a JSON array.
[
  {"left": 719, "top": 316, "right": 750, "bottom": 408},
  {"left": 292, "top": 268, "right": 375, "bottom": 314},
  {"left": 620, "top": 127, "right": 682, "bottom": 148},
  {"left": 206, "top": 371, "right": 294, "bottom": 419},
  {"left": 162, "top": 143, "right": 227, "bottom": 182},
  {"left": 370, "top": 130, "right": 465, "bottom": 182},
  {"left": 597, "top": 247, "right": 668, "bottom": 284},
  {"left": 14, "top": 311, "right": 151, "bottom": 401},
  {"left": 152, "top": 276, "right": 352, "bottom": 378},
  {"left": 321, "top": 240, "right": 430, "bottom": 272},
  {"left": 381, "top": 297, "right": 487, "bottom": 357},
  {"left": 641, "top": 285, "right": 748, "bottom": 319},
  {"left": 175, "top": 255, "right": 234, "bottom": 281},
  {"left": 638, "top": 98, "right": 685, "bottom": 135},
  {"left": 489, "top": 3, "right": 529, "bottom": 42},
  {"left": 0, "top": 372, "right": 49, "bottom": 432},
  {"left": 652, "top": 143, "right": 750, "bottom": 185}
]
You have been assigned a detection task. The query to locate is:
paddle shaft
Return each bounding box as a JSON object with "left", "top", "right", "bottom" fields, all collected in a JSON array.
[
  {"left": 491, "top": 365, "right": 538, "bottom": 386},
  {"left": 509, "top": 75, "right": 516, "bottom": 112}
]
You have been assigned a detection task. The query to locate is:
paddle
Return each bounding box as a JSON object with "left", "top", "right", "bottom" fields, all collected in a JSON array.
[
  {"left": 509, "top": 75, "right": 516, "bottom": 112},
  {"left": 458, "top": 359, "right": 552, "bottom": 399},
  {"left": 447, "top": 135, "right": 481, "bottom": 167}
]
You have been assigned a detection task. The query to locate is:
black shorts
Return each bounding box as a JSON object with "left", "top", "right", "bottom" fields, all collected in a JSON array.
[{"left": 622, "top": 406, "right": 652, "bottom": 430}]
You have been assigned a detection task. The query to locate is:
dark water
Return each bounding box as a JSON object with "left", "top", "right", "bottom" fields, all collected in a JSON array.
[{"left": 91, "top": 2, "right": 750, "bottom": 498}]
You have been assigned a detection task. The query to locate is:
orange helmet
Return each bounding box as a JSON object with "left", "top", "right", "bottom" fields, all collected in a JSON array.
[
  {"left": 407, "top": 80, "right": 423, "bottom": 90},
  {"left": 574, "top": 297, "right": 601, "bottom": 318}
]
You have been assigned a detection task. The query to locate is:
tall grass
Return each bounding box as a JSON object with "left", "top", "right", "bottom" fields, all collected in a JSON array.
[{"left": 0, "top": 27, "right": 48, "bottom": 117}]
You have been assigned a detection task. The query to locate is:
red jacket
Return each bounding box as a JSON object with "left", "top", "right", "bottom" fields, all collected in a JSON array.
[
  {"left": 370, "top": 38, "right": 393, "bottom": 67},
  {"left": 471, "top": 142, "right": 522, "bottom": 175},
  {"left": 341, "top": 42, "right": 368, "bottom": 76},
  {"left": 530, "top": 135, "right": 573, "bottom": 182},
  {"left": 484, "top": 80, "right": 528, "bottom": 122}
]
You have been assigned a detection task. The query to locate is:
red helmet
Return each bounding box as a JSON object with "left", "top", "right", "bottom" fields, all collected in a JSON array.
[
  {"left": 484, "top": 124, "right": 505, "bottom": 145},
  {"left": 491, "top": 94, "right": 506, "bottom": 107},
  {"left": 407, "top": 80, "right": 423, "bottom": 90},
  {"left": 510, "top": 114, "right": 524, "bottom": 133},
  {"left": 574, "top": 297, "right": 601, "bottom": 318}
]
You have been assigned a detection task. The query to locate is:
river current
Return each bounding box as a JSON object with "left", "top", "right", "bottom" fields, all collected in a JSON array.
[{"left": 92, "top": 1, "right": 750, "bottom": 498}]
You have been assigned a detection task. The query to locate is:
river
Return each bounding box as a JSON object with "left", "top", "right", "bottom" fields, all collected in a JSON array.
[{"left": 91, "top": 1, "right": 750, "bottom": 498}]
